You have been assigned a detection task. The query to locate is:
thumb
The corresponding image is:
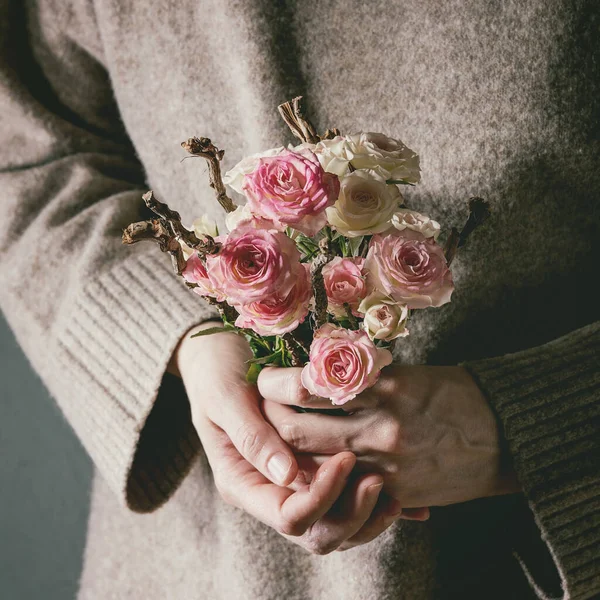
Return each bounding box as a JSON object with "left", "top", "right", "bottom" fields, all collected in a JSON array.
[{"left": 218, "top": 391, "right": 299, "bottom": 486}]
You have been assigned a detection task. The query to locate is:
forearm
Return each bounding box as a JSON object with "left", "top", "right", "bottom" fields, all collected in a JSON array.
[
  {"left": 463, "top": 322, "right": 600, "bottom": 600},
  {"left": 0, "top": 0, "right": 219, "bottom": 511}
]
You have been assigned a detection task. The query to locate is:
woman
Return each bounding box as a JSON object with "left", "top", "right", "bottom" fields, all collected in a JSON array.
[{"left": 1, "top": 0, "right": 598, "bottom": 598}]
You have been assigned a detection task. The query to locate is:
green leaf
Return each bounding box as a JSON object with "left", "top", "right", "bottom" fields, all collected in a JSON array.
[
  {"left": 246, "top": 363, "right": 263, "bottom": 384},
  {"left": 348, "top": 235, "right": 364, "bottom": 257},
  {"left": 386, "top": 179, "right": 416, "bottom": 186},
  {"left": 190, "top": 326, "right": 235, "bottom": 338},
  {"left": 247, "top": 351, "right": 282, "bottom": 366}
]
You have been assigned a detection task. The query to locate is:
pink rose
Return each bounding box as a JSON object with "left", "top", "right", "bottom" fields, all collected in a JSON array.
[
  {"left": 242, "top": 149, "right": 339, "bottom": 236},
  {"left": 322, "top": 257, "right": 367, "bottom": 316},
  {"left": 365, "top": 229, "right": 453, "bottom": 309},
  {"left": 182, "top": 252, "right": 225, "bottom": 301},
  {"left": 234, "top": 265, "right": 312, "bottom": 335},
  {"left": 205, "top": 223, "right": 302, "bottom": 305},
  {"left": 301, "top": 324, "right": 393, "bottom": 405}
]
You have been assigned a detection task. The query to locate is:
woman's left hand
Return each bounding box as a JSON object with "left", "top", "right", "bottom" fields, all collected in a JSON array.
[{"left": 259, "top": 365, "right": 521, "bottom": 508}]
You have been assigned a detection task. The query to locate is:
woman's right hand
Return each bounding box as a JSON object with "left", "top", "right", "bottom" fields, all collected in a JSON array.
[{"left": 173, "top": 321, "right": 397, "bottom": 554}]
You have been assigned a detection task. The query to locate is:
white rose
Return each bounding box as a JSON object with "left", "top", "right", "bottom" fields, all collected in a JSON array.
[
  {"left": 391, "top": 209, "right": 441, "bottom": 240},
  {"left": 192, "top": 215, "right": 219, "bottom": 238},
  {"left": 358, "top": 293, "right": 409, "bottom": 341},
  {"left": 179, "top": 241, "right": 194, "bottom": 260},
  {"left": 325, "top": 169, "right": 402, "bottom": 237},
  {"left": 314, "top": 133, "right": 421, "bottom": 184},
  {"left": 223, "top": 147, "right": 284, "bottom": 194},
  {"left": 312, "top": 136, "right": 354, "bottom": 177},
  {"left": 225, "top": 203, "right": 253, "bottom": 232},
  {"left": 179, "top": 214, "right": 219, "bottom": 259}
]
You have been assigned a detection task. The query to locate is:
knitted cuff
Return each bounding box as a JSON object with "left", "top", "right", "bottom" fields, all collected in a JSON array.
[
  {"left": 53, "top": 251, "right": 219, "bottom": 513},
  {"left": 463, "top": 323, "right": 600, "bottom": 600}
]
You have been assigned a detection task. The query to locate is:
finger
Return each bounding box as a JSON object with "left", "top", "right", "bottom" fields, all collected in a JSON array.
[
  {"left": 300, "top": 473, "right": 384, "bottom": 554},
  {"left": 399, "top": 507, "right": 431, "bottom": 521},
  {"left": 258, "top": 367, "right": 333, "bottom": 408},
  {"left": 197, "top": 415, "right": 358, "bottom": 536},
  {"left": 336, "top": 500, "right": 431, "bottom": 552},
  {"left": 262, "top": 399, "right": 367, "bottom": 454},
  {"left": 214, "top": 388, "right": 299, "bottom": 486},
  {"left": 280, "top": 452, "right": 358, "bottom": 534},
  {"left": 258, "top": 367, "right": 372, "bottom": 411},
  {"left": 336, "top": 494, "right": 403, "bottom": 551}
]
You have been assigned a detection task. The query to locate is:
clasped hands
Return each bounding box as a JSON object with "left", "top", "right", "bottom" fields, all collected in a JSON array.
[{"left": 175, "top": 322, "right": 519, "bottom": 555}]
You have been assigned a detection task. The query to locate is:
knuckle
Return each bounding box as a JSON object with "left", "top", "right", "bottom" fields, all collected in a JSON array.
[
  {"left": 280, "top": 421, "right": 305, "bottom": 450},
  {"left": 285, "top": 372, "right": 309, "bottom": 405},
  {"left": 277, "top": 516, "right": 306, "bottom": 538},
  {"left": 385, "top": 461, "right": 401, "bottom": 477},
  {"left": 301, "top": 526, "right": 339, "bottom": 555},
  {"left": 383, "top": 419, "right": 404, "bottom": 453},
  {"left": 235, "top": 422, "right": 265, "bottom": 460},
  {"left": 304, "top": 537, "right": 337, "bottom": 556}
]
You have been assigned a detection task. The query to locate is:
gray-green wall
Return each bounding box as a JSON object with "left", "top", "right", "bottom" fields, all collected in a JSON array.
[{"left": 0, "top": 314, "right": 92, "bottom": 599}]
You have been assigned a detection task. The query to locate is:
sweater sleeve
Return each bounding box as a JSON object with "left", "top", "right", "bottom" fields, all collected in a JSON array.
[
  {"left": 0, "top": 0, "right": 218, "bottom": 512},
  {"left": 463, "top": 322, "right": 600, "bottom": 600}
]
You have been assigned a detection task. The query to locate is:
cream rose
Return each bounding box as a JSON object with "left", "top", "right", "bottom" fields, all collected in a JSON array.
[
  {"left": 224, "top": 203, "right": 253, "bottom": 232},
  {"left": 179, "top": 214, "right": 220, "bottom": 259},
  {"left": 391, "top": 209, "right": 441, "bottom": 240},
  {"left": 325, "top": 169, "right": 402, "bottom": 237},
  {"left": 358, "top": 293, "right": 409, "bottom": 341},
  {"left": 314, "top": 132, "right": 421, "bottom": 184}
]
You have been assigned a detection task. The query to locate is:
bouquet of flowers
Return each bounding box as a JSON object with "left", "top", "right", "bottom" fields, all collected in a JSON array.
[{"left": 123, "top": 97, "right": 489, "bottom": 405}]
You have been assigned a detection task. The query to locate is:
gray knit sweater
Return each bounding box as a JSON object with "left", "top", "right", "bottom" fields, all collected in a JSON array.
[{"left": 1, "top": 1, "right": 599, "bottom": 598}]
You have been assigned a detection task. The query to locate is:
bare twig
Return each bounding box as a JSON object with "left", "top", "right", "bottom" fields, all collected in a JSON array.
[
  {"left": 311, "top": 238, "right": 333, "bottom": 329},
  {"left": 204, "top": 296, "right": 239, "bottom": 323},
  {"left": 444, "top": 197, "right": 491, "bottom": 266},
  {"left": 443, "top": 228, "right": 461, "bottom": 266},
  {"left": 343, "top": 303, "right": 359, "bottom": 330},
  {"left": 278, "top": 97, "right": 320, "bottom": 144},
  {"left": 282, "top": 333, "right": 304, "bottom": 367},
  {"left": 321, "top": 128, "right": 341, "bottom": 140},
  {"left": 122, "top": 217, "right": 187, "bottom": 274},
  {"left": 122, "top": 190, "right": 220, "bottom": 274},
  {"left": 458, "top": 197, "right": 491, "bottom": 248},
  {"left": 181, "top": 137, "right": 237, "bottom": 213}
]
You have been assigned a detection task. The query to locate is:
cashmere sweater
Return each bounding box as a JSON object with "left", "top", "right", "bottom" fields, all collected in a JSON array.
[{"left": 1, "top": 0, "right": 599, "bottom": 598}]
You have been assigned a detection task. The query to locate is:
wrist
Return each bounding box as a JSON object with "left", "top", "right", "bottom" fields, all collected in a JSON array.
[{"left": 167, "top": 319, "right": 224, "bottom": 378}]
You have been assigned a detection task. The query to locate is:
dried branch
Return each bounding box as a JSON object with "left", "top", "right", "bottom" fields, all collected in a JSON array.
[
  {"left": 204, "top": 296, "right": 239, "bottom": 323},
  {"left": 458, "top": 197, "right": 491, "bottom": 247},
  {"left": 443, "top": 228, "right": 461, "bottom": 266},
  {"left": 142, "top": 191, "right": 205, "bottom": 250},
  {"left": 122, "top": 217, "right": 186, "bottom": 274},
  {"left": 122, "top": 190, "right": 220, "bottom": 275},
  {"left": 321, "top": 128, "right": 341, "bottom": 140},
  {"left": 278, "top": 96, "right": 320, "bottom": 144},
  {"left": 282, "top": 333, "right": 304, "bottom": 367},
  {"left": 445, "top": 197, "right": 491, "bottom": 266},
  {"left": 122, "top": 219, "right": 171, "bottom": 248},
  {"left": 181, "top": 137, "right": 237, "bottom": 213},
  {"left": 343, "top": 303, "right": 359, "bottom": 330},
  {"left": 311, "top": 239, "right": 333, "bottom": 329}
]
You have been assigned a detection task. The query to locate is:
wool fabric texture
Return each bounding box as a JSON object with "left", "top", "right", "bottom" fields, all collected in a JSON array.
[{"left": 0, "top": 1, "right": 599, "bottom": 598}]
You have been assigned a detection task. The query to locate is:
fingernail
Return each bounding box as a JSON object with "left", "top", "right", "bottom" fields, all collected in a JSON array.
[
  {"left": 368, "top": 482, "right": 384, "bottom": 494},
  {"left": 267, "top": 453, "right": 292, "bottom": 485}
]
